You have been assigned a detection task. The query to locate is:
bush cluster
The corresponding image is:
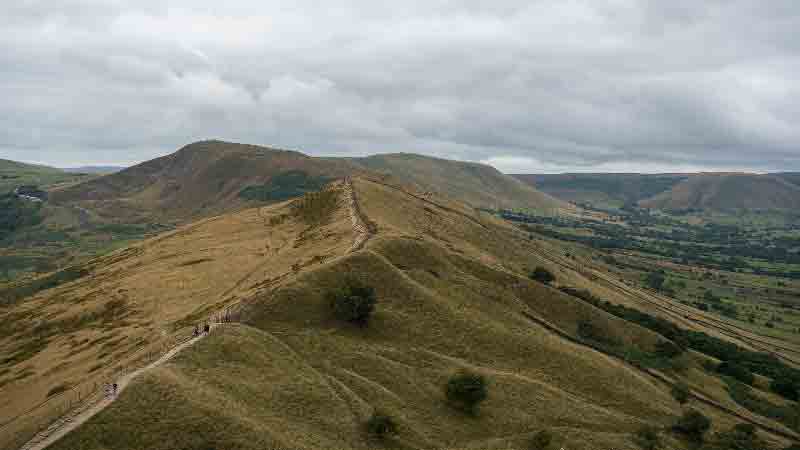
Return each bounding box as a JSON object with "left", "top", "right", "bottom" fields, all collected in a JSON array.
[
  {"left": 530, "top": 266, "right": 555, "bottom": 285},
  {"left": 327, "top": 279, "right": 377, "bottom": 327},
  {"left": 445, "top": 371, "right": 488, "bottom": 415}
]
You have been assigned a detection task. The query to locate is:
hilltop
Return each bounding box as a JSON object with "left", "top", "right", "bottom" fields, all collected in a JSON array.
[
  {"left": 640, "top": 173, "right": 800, "bottom": 211},
  {"left": 3, "top": 176, "right": 799, "bottom": 449},
  {"left": 351, "top": 153, "right": 568, "bottom": 212},
  {"left": 50, "top": 141, "right": 361, "bottom": 223}
]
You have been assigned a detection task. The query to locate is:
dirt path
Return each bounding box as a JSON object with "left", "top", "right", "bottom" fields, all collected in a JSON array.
[
  {"left": 19, "top": 329, "right": 216, "bottom": 450},
  {"left": 343, "top": 178, "right": 373, "bottom": 253}
]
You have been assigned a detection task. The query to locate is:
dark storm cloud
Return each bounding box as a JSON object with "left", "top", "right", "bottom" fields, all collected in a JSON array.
[{"left": 1, "top": 0, "right": 798, "bottom": 172}]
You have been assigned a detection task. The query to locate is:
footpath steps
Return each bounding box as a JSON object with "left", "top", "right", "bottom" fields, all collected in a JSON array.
[{"left": 342, "top": 178, "right": 372, "bottom": 253}]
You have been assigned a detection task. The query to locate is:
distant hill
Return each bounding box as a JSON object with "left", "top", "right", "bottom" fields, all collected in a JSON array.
[
  {"left": 512, "top": 173, "right": 687, "bottom": 208},
  {"left": 350, "top": 153, "right": 568, "bottom": 212},
  {"left": 52, "top": 142, "right": 569, "bottom": 223},
  {"left": 640, "top": 173, "right": 800, "bottom": 211},
  {"left": 0, "top": 159, "right": 92, "bottom": 194},
  {"left": 50, "top": 140, "right": 361, "bottom": 222},
  {"left": 61, "top": 166, "right": 126, "bottom": 174}
]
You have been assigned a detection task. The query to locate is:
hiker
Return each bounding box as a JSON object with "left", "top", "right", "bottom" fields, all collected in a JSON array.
[{"left": 112, "top": 383, "right": 118, "bottom": 396}]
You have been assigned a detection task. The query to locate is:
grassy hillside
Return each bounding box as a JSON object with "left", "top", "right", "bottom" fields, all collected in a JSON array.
[
  {"left": 640, "top": 174, "right": 800, "bottom": 211},
  {"left": 7, "top": 177, "right": 798, "bottom": 449},
  {"left": 512, "top": 173, "right": 688, "bottom": 209},
  {"left": 0, "top": 159, "right": 92, "bottom": 194},
  {"left": 0, "top": 181, "right": 358, "bottom": 450},
  {"left": 350, "top": 153, "right": 568, "bottom": 213}
]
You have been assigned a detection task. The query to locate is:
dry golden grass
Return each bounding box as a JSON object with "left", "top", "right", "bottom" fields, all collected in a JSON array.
[
  {"left": 0, "top": 184, "right": 356, "bottom": 449},
  {"left": 4, "top": 176, "right": 799, "bottom": 449}
]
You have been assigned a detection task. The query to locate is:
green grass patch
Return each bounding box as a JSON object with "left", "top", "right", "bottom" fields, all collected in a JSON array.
[{"left": 239, "top": 170, "right": 331, "bottom": 203}]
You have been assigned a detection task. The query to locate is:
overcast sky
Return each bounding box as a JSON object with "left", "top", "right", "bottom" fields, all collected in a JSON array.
[{"left": 2, "top": 1, "right": 798, "bottom": 173}]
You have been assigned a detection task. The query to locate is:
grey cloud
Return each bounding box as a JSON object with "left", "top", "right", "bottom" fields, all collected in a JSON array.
[{"left": 1, "top": 0, "right": 799, "bottom": 172}]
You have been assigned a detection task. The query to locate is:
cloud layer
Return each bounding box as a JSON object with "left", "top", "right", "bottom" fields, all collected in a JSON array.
[{"left": 2, "top": 0, "right": 799, "bottom": 172}]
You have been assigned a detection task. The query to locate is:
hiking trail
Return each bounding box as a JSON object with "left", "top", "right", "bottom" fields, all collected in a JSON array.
[{"left": 19, "top": 326, "right": 222, "bottom": 450}]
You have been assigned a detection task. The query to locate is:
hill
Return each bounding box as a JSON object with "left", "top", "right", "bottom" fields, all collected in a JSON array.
[
  {"left": 0, "top": 160, "right": 93, "bottom": 194},
  {"left": 512, "top": 173, "right": 688, "bottom": 208},
  {"left": 50, "top": 140, "right": 361, "bottom": 223},
  {"left": 351, "top": 153, "right": 568, "bottom": 213},
  {"left": 640, "top": 173, "right": 800, "bottom": 211},
  {"left": 51, "top": 142, "right": 568, "bottom": 225},
  {"left": 3, "top": 177, "right": 799, "bottom": 449}
]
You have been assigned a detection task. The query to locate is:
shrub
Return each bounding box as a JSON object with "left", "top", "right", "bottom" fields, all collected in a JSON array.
[
  {"left": 671, "top": 381, "right": 690, "bottom": 405},
  {"left": 633, "top": 426, "right": 660, "bottom": 450},
  {"left": 530, "top": 267, "right": 555, "bottom": 285},
  {"left": 529, "top": 430, "right": 553, "bottom": 450},
  {"left": 672, "top": 409, "right": 711, "bottom": 442},
  {"left": 717, "top": 361, "right": 755, "bottom": 385},
  {"left": 365, "top": 411, "right": 396, "bottom": 439},
  {"left": 327, "top": 279, "right": 377, "bottom": 327},
  {"left": 771, "top": 379, "right": 799, "bottom": 401},
  {"left": 445, "top": 371, "right": 488, "bottom": 415}
]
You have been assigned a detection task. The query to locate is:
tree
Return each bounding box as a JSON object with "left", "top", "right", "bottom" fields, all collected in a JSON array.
[
  {"left": 646, "top": 272, "right": 666, "bottom": 291},
  {"left": 529, "top": 430, "right": 553, "bottom": 450},
  {"left": 328, "top": 279, "right": 377, "bottom": 326},
  {"left": 365, "top": 411, "right": 396, "bottom": 439},
  {"left": 671, "top": 381, "right": 690, "bottom": 405},
  {"left": 530, "top": 267, "right": 555, "bottom": 285},
  {"left": 445, "top": 371, "right": 488, "bottom": 415},
  {"left": 672, "top": 409, "right": 711, "bottom": 443}
]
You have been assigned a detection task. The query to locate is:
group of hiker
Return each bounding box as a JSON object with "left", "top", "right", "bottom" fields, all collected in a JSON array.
[
  {"left": 103, "top": 312, "right": 234, "bottom": 400},
  {"left": 104, "top": 383, "right": 118, "bottom": 398},
  {"left": 192, "top": 323, "right": 211, "bottom": 337}
]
